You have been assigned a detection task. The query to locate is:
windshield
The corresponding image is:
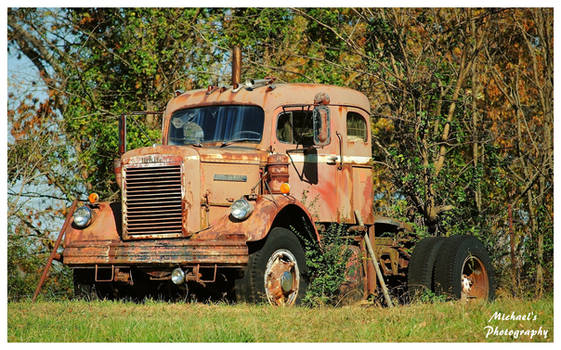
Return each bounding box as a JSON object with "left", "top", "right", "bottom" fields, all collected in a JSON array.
[{"left": 167, "top": 105, "right": 264, "bottom": 146}]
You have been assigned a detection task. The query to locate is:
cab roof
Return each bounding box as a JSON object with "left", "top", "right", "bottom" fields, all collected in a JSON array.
[{"left": 164, "top": 83, "right": 371, "bottom": 116}]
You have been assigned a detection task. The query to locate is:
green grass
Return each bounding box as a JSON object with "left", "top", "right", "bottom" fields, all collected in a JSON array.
[{"left": 8, "top": 297, "right": 553, "bottom": 342}]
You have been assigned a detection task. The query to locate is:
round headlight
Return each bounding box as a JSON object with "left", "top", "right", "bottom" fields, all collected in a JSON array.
[
  {"left": 230, "top": 198, "right": 254, "bottom": 220},
  {"left": 171, "top": 268, "right": 185, "bottom": 285},
  {"left": 73, "top": 206, "right": 92, "bottom": 228}
]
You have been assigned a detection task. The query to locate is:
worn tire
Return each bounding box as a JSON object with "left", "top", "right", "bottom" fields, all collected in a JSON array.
[
  {"left": 236, "top": 227, "right": 308, "bottom": 305},
  {"left": 73, "top": 269, "right": 99, "bottom": 300},
  {"left": 73, "top": 269, "right": 115, "bottom": 301},
  {"left": 407, "top": 237, "right": 446, "bottom": 298},
  {"left": 433, "top": 235, "right": 495, "bottom": 300}
]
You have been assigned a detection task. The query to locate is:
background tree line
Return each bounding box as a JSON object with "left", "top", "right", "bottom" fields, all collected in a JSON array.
[{"left": 7, "top": 8, "right": 553, "bottom": 300}]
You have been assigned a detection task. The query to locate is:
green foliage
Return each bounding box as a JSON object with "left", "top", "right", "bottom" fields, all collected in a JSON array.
[
  {"left": 296, "top": 224, "right": 353, "bottom": 307},
  {"left": 60, "top": 8, "right": 220, "bottom": 198},
  {"left": 8, "top": 229, "right": 73, "bottom": 301},
  {"left": 414, "top": 289, "right": 447, "bottom": 304},
  {"left": 7, "top": 8, "right": 553, "bottom": 299}
]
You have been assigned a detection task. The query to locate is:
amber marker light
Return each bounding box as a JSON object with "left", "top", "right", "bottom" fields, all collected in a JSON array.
[
  {"left": 88, "top": 192, "right": 99, "bottom": 204},
  {"left": 280, "top": 183, "right": 290, "bottom": 195}
]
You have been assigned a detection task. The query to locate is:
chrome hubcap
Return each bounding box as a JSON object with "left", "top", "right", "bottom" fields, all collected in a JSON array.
[{"left": 264, "top": 249, "right": 300, "bottom": 305}]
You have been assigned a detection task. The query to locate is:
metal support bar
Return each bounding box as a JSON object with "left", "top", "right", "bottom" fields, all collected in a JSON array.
[
  {"left": 364, "top": 233, "right": 394, "bottom": 307},
  {"left": 119, "top": 114, "right": 126, "bottom": 155},
  {"left": 185, "top": 264, "right": 218, "bottom": 286},
  {"left": 32, "top": 199, "right": 78, "bottom": 302},
  {"left": 353, "top": 210, "right": 393, "bottom": 307}
]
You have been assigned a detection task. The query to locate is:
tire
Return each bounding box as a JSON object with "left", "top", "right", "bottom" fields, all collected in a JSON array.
[
  {"left": 73, "top": 269, "right": 98, "bottom": 300},
  {"left": 433, "top": 235, "right": 495, "bottom": 300},
  {"left": 407, "top": 237, "right": 446, "bottom": 298},
  {"left": 73, "top": 269, "right": 114, "bottom": 301},
  {"left": 236, "top": 227, "right": 308, "bottom": 305}
]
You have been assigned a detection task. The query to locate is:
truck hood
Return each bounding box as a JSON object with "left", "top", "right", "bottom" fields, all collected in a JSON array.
[
  {"left": 122, "top": 144, "right": 268, "bottom": 164},
  {"left": 121, "top": 145, "right": 268, "bottom": 235}
]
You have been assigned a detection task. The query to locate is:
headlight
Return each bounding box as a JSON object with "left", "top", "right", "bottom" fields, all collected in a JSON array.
[
  {"left": 73, "top": 206, "right": 92, "bottom": 228},
  {"left": 171, "top": 268, "right": 185, "bottom": 285},
  {"left": 230, "top": 198, "right": 254, "bottom": 220}
]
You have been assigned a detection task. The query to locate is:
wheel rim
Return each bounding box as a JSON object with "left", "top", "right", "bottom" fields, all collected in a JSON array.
[
  {"left": 264, "top": 249, "right": 300, "bottom": 305},
  {"left": 461, "top": 255, "right": 489, "bottom": 299}
]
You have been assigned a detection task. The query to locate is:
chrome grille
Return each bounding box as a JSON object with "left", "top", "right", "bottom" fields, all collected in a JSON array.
[{"left": 123, "top": 164, "right": 183, "bottom": 238}]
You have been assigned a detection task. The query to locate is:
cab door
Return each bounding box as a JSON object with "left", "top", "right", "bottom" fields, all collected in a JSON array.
[
  {"left": 344, "top": 108, "right": 374, "bottom": 225},
  {"left": 270, "top": 106, "right": 342, "bottom": 223}
]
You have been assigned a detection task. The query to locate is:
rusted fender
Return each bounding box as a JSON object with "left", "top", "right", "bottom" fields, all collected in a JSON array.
[
  {"left": 63, "top": 202, "right": 120, "bottom": 246},
  {"left": 195, "top": 195, "right": 320, "bottom": 243},
  {"left": 63, "top": 197, "right": 319, "bottom": 246}
]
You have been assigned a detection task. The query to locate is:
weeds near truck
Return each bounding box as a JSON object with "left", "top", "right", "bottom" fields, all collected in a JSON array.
[
  {"left": 293, "top": 223, "right": 353, "bottom": 307},
  {"left": 416, "top": 289, "right": 447, "bottom": 304}
]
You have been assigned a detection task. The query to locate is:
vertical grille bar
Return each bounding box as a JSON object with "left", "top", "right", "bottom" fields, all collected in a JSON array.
[{"left": 123, "top": 164, "right": 184, "bottom": 239}]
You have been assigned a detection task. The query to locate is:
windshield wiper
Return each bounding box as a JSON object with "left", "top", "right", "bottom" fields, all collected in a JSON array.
[{"left": 220, "top": 138, "right": 257, "bottom": 147}]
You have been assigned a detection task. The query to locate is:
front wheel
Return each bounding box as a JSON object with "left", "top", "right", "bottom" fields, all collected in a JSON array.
[
  {"left": 73, "top": 269, "right": 115, "bottom": 300},
  {"left": 236, "top": 227, "right": 308, "bottom": 305}
]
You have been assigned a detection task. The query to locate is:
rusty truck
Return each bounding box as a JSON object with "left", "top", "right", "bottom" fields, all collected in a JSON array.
[{"left": 44, "top": 49, "right": 494, "bottom": 305}]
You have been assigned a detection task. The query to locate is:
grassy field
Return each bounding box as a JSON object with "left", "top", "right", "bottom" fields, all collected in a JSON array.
[{"left": 8, "top": 297, "right": 553, "bottom": 342}]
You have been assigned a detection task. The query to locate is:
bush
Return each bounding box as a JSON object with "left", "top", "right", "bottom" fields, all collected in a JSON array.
[
  {"left": 8, "top": 232, "right": 73, "bottom": 301},
  {"left": 294, "top": 224, "right": 353, "bottom": 307}
]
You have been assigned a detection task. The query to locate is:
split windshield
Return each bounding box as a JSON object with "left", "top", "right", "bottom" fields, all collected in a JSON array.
[{"left": 167, "top": 105, "right": 264, "bottom": 146}]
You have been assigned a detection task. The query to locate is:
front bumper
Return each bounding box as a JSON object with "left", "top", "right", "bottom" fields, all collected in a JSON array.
[{"left": 63, "top": 238, "right": 248, "bottom": 267}]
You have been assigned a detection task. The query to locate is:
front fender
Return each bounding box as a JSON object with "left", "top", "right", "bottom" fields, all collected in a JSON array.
[
  {"left": 195, "top": 195, "right": 319, "bottom": 242},
  {"left": 63, "top": 202, "right": 120, "bottom": 246}
]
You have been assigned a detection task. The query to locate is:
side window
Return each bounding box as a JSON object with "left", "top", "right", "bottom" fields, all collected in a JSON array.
[
  {"left": 347, "top": 112, "right": 367, "bottom": 142},
  {"left": 276, "top": 110, "right": 315, "bottom": 145}
]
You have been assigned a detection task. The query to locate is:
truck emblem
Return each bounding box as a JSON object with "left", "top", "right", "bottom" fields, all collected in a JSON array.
[{"left": 213, "top": 174, "right": 247, "bottom": 182}]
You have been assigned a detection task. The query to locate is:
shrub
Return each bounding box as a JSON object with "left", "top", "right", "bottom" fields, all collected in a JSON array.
[
  {"left": 295, "top": 224, "right": 353, "bottom": 307},
  {"left": 8, "top": 232, "right": 73, "bottom": 301}
]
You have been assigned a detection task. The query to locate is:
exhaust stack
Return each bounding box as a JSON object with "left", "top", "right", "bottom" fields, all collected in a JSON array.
[{"left": 232, "top": 46, "right": 241, "bottom": 87}]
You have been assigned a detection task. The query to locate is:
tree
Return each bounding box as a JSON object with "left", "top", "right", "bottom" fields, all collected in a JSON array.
[
  {"left": 7, "top": 8, "right": 553, "bottom": 298},
  {"left": 482, "top": 8, "right": 553, "bottom": 296}
]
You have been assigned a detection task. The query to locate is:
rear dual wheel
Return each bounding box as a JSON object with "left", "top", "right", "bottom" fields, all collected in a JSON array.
[
  {"left": 408, "top": 235, "right": 495, "bottom": 301},
  {"left": 434, "top": 235, "right": 495, "bottom": 300},
  {"left": 407, "top": 237, "right": 446, "bottom": 297}
]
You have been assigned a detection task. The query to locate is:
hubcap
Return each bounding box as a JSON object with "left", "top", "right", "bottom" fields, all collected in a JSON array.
[{"left": 264, "top": 249, "right": 300, "bottom": 305}]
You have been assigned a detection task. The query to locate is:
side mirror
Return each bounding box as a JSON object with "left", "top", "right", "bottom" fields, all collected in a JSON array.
[{"left": 313, "top": 105, "right": 330, "bottom": 146}]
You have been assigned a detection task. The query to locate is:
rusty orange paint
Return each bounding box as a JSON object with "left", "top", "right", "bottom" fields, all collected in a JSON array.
[
  {"left": 58, "top": 82, "right": 405, "bottom": 302},
  {"left": 196, "top": 194, "right": 320, "bottom": 243},
  {"left": 63, "top": 238, "right": 248, "bottom": 266},
  {"left": 62, "top": 195, "right": 317, "bottom": 266}
]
